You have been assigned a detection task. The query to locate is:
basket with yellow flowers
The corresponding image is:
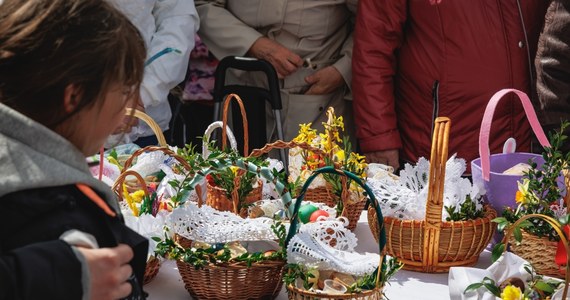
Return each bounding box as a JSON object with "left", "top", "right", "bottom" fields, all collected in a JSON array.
[{"left": 288, "top": 107, "right": 368, "bottom": 230}]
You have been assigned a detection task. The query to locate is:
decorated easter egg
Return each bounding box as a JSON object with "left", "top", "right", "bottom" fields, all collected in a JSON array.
[
  {"left": 299, "top": 204, "right": 318, "bottom": 223},
  {"left": 309, "top": 209, "right": 330, "bottom": 222}
]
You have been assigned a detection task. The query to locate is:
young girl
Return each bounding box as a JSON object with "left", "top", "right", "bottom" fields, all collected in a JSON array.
[{"left": 0, "top": 0, "right": 148, "bottom": 299}]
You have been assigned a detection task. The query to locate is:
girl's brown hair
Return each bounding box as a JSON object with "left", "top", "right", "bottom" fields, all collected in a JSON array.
[{"left": 0, "top": 0, "right": 146, "bottom": 127}]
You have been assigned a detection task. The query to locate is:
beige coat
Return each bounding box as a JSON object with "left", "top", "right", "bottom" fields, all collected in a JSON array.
[{"left": 196, "top": 0, "right": 357, "bottom": 142}]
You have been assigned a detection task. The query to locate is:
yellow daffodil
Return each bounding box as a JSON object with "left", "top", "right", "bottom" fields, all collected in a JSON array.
[
  {"left": 515, "top": 178, "right": 538, "bottom": 205},
  {"left": 500, "top": 285, "right": 522, "bottom": 300},
  {"left": 130, "top": 190, "right": 146, "bottom": 203},
  {"left": 294, "top": 123, "right": 317, "bottom": 143},
  {"left": 334, "top": 149, "right": 345, "bottom": 162},
  {"left": 122, "top": 185, "right": 139, "bottom": 217}
]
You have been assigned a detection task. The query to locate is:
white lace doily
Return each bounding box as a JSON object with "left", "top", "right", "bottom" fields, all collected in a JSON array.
[
  {"left": 287, "top": 232, "right": 379, "bottom": 276},
  {"left": 168, "top": 202, "right": 279, "bottom": 244},
  {"left": 368, "top": 154, "right": 484, "bottom": 220},
  {"left": 298, "top": 219, "right": 357, "bottom": 252}
]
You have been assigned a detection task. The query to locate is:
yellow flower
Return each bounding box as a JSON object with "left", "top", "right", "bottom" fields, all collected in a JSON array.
[
  {"left": 294, "top": 123, "right": 317, "bottom": 143},
  {"left": 334, "top": 149, "right": 345, "bottom": 162},
  {"left": 230, "top": 166, "right": 240, "bottom": 175},
  {"left": 130, "top": 190, "right": 146, "bottom": 203},
  {"left": 500, "top": 285, "right": 522, "bottom": 300},
  {"left": 122, "top": 185, "right": 139, "bottom": 217},
  {"left": 515, "top": 179, "right": 538, "bottom": 205}
]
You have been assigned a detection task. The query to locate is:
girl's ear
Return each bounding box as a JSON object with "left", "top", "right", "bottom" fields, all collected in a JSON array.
[{"left": 62, "top": 84, "right": 83, "bottom": 113}]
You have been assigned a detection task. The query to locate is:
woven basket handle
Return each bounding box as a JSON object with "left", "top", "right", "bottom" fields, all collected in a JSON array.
[
  {"left": 221, "top": 93, "right": 249, "bottom": 156},
  {"left": 122, "top": 146, "right": 192, "bottom": 171},
  {"left": 112, "top": 169, "right": 150, "bottom": 200},
  {"left": 248, "top": 140, "right": 328, "bottom": 160},
  {"left": 125, "top": 108, "right": 167, "bottom": 147},
  {"left": 479, "top": 89, "right": 550, "bottom": 181},
  {"left": 286, "top": 166, "right": 386, "bottom": 287},
  {"left": 422, "top": 117, "right": 450, "bottom": 268},
  {"left": 203, "top": 121, "right": 238, "bottom": 159}
]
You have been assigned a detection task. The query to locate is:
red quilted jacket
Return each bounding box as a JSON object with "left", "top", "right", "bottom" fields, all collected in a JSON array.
[{"left": 352, "top": 0, "right": 549, "bottom": 169}]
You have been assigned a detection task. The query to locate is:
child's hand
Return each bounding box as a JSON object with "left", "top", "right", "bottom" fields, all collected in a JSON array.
[{"left": 77, "top": 244, "right": 134, "bottom": 300}]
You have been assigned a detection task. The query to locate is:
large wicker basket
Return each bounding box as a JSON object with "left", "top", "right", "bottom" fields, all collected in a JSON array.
[
  {"left": 250, "top": 140, "right": 367, "bottom": 230},
  {"left": 170, "top": 149, "right": 297, "bottom": 300},
  {"left": 285, "top": 167, "right": 387, "bottom": 299},
  {"left": 368, "top": 117, "right": 496, "bottom": 272},
  {"left": 176, "top": 259, "right": 285, "bottom": 300}
]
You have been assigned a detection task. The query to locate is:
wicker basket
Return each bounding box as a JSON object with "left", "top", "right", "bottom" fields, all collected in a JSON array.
[
  {"left": 176, "top": 259, "right": 285, "bottom": 300},
  {"left": 285, "top": 167, "right": 387, "bottom": 299},
  {"left": 502, "top": 214, "right": 570, "bottom": 297},
  {"left": 203, "top": 93, "right": 265, "bottom": 214},
  {"left": 144, "top": 256, "right": 161, "bottom": 285},
  {"left": 250, "top": 140, "right": 367, "bottom": 230},
  {"left": 508, "top": 229, "right": 563, "bottom": 279},
  {"left": 112, "top": 146, "right": 191, "bottom": 199},
  {"left": 368, "top": 117, "right": 496, "bottom": 273},
  {"left": 205, "top": 179, "right": 263, "bottom": 214}
]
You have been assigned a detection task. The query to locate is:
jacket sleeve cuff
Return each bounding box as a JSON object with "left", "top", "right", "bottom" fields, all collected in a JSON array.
[
  {"left": 359, "top": 129, "right": 402, "bottom": 153},
  {"left": 333, "top": 55, "right": 352, "bottom": 89},
  {"left": 70, "top": 246, "right": 91, "bottom": 300},
  {"left": 0, "top": 240, "right": 83, "bottom": 300}
]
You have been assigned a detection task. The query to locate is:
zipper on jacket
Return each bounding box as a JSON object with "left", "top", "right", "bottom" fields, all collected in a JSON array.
[{"left": 431, "top": 80, "right": 440, "bottom": 140}]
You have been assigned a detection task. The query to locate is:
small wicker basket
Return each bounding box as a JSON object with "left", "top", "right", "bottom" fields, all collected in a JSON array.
[
  {"left": 176, "top": 259, "right": 286, "bottom": 300},
  {"left": 368, "top": 117, "right": 496, "bottom": 272},
  {"left": 250, "top": 140, "right": 366, "bottom": 230},
  {"left": 285, "top": 167, "right": 387, "bottom": 299},
  {"left": 111, "top": 170, "right": 163, "bottom": 285},
  {"left": 144, "top": 256, "right": 161, "bottom": 285},
  {"left": 502, "top": 214, "right": 570, "bottom": 298},
  {"left": 204, "top": 93, "right": 265, "bottom": 213}
]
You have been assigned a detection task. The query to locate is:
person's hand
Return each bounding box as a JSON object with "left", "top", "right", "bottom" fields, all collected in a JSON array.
[
  {"left": 78, "top": 244, "right": 134, "bottom": 300},
  {"left": 365, "top": 149, "right": 400, "bottom": 171},
  {"left": 113, "top": 95, "right": 144, "bottom": 134},
  {"left": 248, "top": 37, "right": 303, "bottom": 78},
  {"left": 304, "top": 66, "right": 344, "bottom": 95}
]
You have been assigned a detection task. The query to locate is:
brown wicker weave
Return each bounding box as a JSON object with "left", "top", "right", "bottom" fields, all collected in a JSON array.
[
  {"left": 249, "top": 140, "right": 366, "bottom": 230},
  {"left": 205, "top": 179, "right": 263, "bottom": 214},
  {"left": 509, "top": 230, "right": 563, "bottom": 279},
  {"left": 176, "top": 259, "right": 286, "bottom": 300},
  {"left": 144, "top": 256, "right": 161, "bottom": 285},
  {"left": 287, "top": 285, "right": 382, "bottom": 300},
  {"left": 368, "top": 117, "right": 496, "bottom": 272}
]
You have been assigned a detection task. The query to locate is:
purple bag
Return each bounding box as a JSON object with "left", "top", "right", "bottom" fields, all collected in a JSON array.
[{"left": 471, "top": 89, "right": 550, "bottom": 215}]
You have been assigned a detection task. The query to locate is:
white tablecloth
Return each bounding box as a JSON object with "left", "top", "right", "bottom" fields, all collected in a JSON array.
[{"left": 145, "top": 212, "right": 492, "bottom": 299}]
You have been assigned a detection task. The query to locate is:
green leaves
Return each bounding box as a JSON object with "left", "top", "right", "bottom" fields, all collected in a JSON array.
[
  {"left": 444, "top": 195, "right": 485, "bottom": 221},
  {"left": 464, "top": 277, "right": 500, "bottom": 297},
  {"left": 492, "top": 217, "right": 510, "bottom": 233},
  {"left": 491, "top": 243, "right": 505, "bottom": 263}
]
